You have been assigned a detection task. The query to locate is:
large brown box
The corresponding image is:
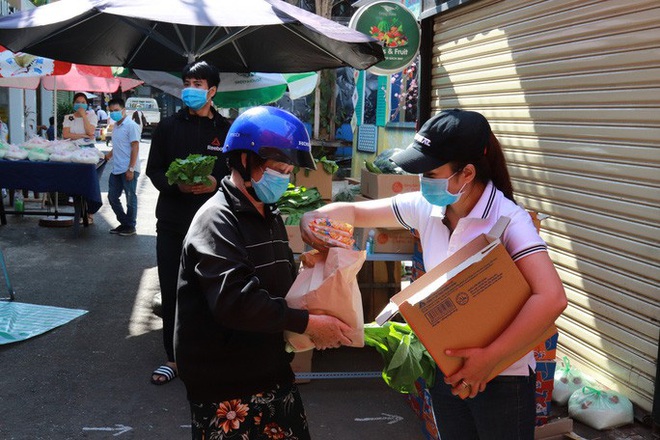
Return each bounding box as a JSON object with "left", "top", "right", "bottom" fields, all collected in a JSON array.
[
  {"left": 292, "top": 169, "right": 333, "bottom": 200},
  {"left": 376, "top": 217, "right": 557, "bottom": 398},
  {"left": 360, "top": 169, "right": 420, "bottom": 199},
  {"left": 356, "top": 227, "right": 415, "bottom": 254}
]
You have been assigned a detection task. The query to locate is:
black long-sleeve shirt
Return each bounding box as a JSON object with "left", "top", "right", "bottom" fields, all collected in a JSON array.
[
  {"left": 146, "top": 107, "right": 231, "bottom": 234},
  {"left": 175, "top": 177, "right": 309, "bottom": 402}
]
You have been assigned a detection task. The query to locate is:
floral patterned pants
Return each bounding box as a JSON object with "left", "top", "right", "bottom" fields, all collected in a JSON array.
[{"left": 189, "top": 383, "right": 311, "bottom": 440}]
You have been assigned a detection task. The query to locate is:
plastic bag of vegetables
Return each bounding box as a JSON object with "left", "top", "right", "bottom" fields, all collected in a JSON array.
[
  {"left": 165, "top": 154, "right": 218, "bottom": 186},
  {"left": 27, "top": 147, "right": 50, "bottom": 162},
  {"left": 364, "top": 321, "right": 436, "bottom": 396}
]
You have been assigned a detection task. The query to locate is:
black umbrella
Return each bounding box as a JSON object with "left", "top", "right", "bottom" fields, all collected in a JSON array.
[{"left": 0, "top": 0, "right": 384, "bottom": 72}]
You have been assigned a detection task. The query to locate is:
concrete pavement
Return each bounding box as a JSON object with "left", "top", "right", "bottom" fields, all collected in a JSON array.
[{"left": 0, "top": 139, "right": 427, "bottom": 440}]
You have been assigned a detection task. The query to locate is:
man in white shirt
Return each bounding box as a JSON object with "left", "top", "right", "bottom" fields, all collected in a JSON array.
[{"left": 103, "top": 98, "right": 141, "bottom": 236}]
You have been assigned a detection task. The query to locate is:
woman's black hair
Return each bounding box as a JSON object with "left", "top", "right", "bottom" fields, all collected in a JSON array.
[
  {"left": 451, "top": 132, "right": 515, "bottom": 202},
  {"left": 72, "top": 92, "right": 89, "bottom": 104},
  {"left": 182, "top": 61, "right": 220, "bottom": 89}
]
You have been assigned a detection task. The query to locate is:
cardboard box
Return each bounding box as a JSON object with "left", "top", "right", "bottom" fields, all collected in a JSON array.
[
  {"left": 285, "top": 225, "right": 306, "bottom": 254},
  {"left": 534, "top": 417, "right": 573, "bottom": 439},
  {"left": 360, "top": 169, "right": 420, "bottom": 199},
  {"left": 293, "top": 168, "right": 333, "bottom": 200},
  {"left": 376, "top": 217, "right": 557, "bottom": 399},
  {"left": 356, "top": 227, "right": 416, "bottom": 254}
]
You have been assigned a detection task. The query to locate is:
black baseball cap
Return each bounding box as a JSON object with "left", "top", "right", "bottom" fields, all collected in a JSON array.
[{"left": 391, "top": 109, "right": 491, "bottom": 174}]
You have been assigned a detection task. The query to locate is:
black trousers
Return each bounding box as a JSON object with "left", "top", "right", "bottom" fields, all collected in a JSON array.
[{"left": 156, "top": 226, "right": 186, "bottom": 362}]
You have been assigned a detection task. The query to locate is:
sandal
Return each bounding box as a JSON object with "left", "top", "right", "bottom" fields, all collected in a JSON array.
[{"left": 151, "top": 365, "right": 177, "bottom": 385}]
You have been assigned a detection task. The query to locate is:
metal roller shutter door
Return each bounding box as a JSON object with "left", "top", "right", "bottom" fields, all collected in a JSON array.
[{"left": 429, "top": 0, "right": 660, "bottom": 411}]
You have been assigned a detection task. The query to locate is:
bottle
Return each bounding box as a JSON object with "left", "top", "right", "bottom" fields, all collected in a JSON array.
[
  {"left": 365, "top": 229, "right": 376, "bottom": 255},
  {"left": 14, "top": 190, "right": 24, "bottom": 213}
]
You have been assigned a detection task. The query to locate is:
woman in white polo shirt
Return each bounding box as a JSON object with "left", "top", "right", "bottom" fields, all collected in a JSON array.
[
  {"left": 300, "top": 109, "right": 567, "bottom": 439},
  {"left": 62, "top": 92, "right": 98, "bottom": 144}
]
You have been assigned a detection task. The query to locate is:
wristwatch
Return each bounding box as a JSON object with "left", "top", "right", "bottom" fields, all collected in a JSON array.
[{"left": 128, "top": 166, "right": 135, "bottom": 172}]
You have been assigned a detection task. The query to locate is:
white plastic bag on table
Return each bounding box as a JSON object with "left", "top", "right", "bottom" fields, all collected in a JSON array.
[
  {"left": 284, "top": 247, "right": 366, "bottom": 352},
  {"left": 553, "top": 356, "right": 595, "bottom": 405},
  {"left": 568, "top": 386, "right": 633, "bottom": 430}
]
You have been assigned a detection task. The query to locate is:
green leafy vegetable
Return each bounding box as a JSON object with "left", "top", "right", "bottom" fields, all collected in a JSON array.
[
  {"left": 165, "top": 154, "right": 218, "bottom": 186},
  {"left": 277, "top": 184, "right": 325, "bottom": 225},
  {"left": 364, "top": 322, "right": 436, "bottom": 396}
]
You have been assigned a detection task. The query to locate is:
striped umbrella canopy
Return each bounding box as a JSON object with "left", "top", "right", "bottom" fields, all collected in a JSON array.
[{"left": 134, "top": 69, "right": 318, "bottom": 109}]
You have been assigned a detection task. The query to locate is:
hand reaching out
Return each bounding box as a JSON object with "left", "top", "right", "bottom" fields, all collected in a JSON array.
[{"left": 305, "top": 314, "right": 353, "bottom": 350}]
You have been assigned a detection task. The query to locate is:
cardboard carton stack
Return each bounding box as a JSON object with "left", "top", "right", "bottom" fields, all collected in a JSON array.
[{"left": 292, "top": 169, "right": 333, "bottom": 201}]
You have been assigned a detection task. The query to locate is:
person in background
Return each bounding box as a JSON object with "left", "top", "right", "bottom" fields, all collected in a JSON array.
[
  {"left": 46, "top": 117, "right": 55, "bottom": 141},
  {"left": 103, "top": 98, "right": 141, "bottom": 237},
  {"left": 62, "top": 93, "right": 99, "bottom": 223},
  {"left": 145, "top": 60, "right": 231, "bottom": 386},
  {"left": 131, "top": 109, "right": 148, "bottom": 136},
  {"left": 0, "top": 115, "right": 8, "bottom": 143},
  {"left": 176, "top": 106, "right": 352, "bottom": 440},
  {"left": 300, "top": 109, "right": 567, "bottom": 439},
  {"left": 62, "top": 93, "right": 97, "bottom": 143},
  {"left": 96, "top": 105, "right": 108, "bottom": 125}
]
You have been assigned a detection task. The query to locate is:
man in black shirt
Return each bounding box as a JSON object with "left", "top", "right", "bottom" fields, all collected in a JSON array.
[
  {"left": 145, "top": 61, "right": 231, "bottom": 385},
  {"left": 175, "top": 107, "right": 352, "bottom": 439}
]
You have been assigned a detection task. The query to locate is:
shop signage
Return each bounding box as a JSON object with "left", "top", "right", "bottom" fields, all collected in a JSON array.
[{"left": 349, "top": 1, "right": 421, "bottom": 75}]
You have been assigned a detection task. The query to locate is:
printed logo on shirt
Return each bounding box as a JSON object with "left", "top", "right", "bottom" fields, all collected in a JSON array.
[
  {"left": 207, "top": 144, "right": 223, "bottom": 151},
  {"left": 210, "top": 137, "right": 222, "bottom": 146}
]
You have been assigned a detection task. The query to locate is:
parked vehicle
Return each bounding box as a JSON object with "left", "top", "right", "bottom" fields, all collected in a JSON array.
[{"left": 125, "top": 97, "right": 160, "bottom": 131}]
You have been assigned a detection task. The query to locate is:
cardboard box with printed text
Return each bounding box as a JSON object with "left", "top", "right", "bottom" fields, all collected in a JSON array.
[
  {"left": 360, "top": 169, "right": 420, "bottom": 199},
  {"left": 376, "top": 217, "right": 557, "bottom": 399}
]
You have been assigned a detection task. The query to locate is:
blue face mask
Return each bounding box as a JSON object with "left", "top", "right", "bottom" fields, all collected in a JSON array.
[
  {"left": 420, "top": 172, "right": 466, "bottom": 207},
  {"left": 109, "top": 111, "right": 123, "bottom": 122},
  {"left": 181, "top": 87, "right": 209, "bottom": 110},
  {"left": 251, "top": 168, "right": 290, "bottom": 204},
  {"left": 73, "top": 103, "right": 88, "bottom": 112}
]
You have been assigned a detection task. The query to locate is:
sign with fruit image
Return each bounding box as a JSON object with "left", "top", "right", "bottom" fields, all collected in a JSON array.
[{"left": 349, "top": 1, "right": 420, "bottom": 75}]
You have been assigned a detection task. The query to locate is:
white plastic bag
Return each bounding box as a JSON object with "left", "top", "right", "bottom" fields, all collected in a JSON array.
[
  {"left": 568, "top": 386, "right": 633, "bottom": 430},
  {"left": 553, "top": 356, "right": 595, "bottom": 405}
]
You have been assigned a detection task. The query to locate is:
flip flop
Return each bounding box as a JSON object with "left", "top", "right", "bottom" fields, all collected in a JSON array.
[{"left": 151, "top": 365, "right": 177, "bottom": 385}]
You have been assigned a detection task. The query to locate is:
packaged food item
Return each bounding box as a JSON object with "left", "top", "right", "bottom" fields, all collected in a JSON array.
[
  {"left": 553, "top": 356, "right": 596, "bottom": 405},
  {"left": 568, "top": 386, "right": 633, "bottom": 430},
  {"left": 309, "top": 217, "right": 355, "bottom": 249}
]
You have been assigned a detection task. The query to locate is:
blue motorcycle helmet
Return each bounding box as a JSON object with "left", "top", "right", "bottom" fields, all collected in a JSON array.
[{"left": 223, "top": 106, "right": 315, "bottom": 170}]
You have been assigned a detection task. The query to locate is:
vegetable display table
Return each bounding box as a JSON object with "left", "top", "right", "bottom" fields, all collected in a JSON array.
[{"left": 0, "top": 159, "right": 104, "bottom": 236}]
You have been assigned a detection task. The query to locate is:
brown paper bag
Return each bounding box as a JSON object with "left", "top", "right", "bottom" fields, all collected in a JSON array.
[{"left": 284, "top": 248, "right": 367, "bottom": 352}]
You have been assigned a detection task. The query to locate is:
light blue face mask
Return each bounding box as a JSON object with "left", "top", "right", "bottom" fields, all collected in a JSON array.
[
  {"left": 73, "top": 103, "right": 88, "bottom": 112},
  {"left": 420, "top": 172, "right": 466, "bottom": 207},
  {"left": 181, "top": 87, "right": 209, "bottom": 110},
  {"left": 109, "top": 111, "right": 123, "bottom": 122},
  {"left": 251, "top": 168, "right": 290, "bottom": 204}
]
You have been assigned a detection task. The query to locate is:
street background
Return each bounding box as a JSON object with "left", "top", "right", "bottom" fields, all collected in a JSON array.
[
  {"left": 0, "top": 138, "right": 655, "bottom": 440},
  {"left": 0, "top": 139, "right": 426, "bottom": 440}
]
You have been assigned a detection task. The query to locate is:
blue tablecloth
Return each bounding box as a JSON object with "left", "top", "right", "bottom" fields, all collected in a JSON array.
[{"left": 0, "top": 159, "right": 103, "bottom": 213}]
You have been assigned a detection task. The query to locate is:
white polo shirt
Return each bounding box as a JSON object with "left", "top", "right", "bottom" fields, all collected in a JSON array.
[{"left": 391, "top": 180, "right": 547, "bottom": 376}]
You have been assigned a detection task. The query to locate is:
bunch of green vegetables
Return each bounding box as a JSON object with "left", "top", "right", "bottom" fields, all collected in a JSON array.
[
  {"left": 364, "top": 321, "right": 436, "bottom": 396},
  {"left": 277, "top": 184, "right": 325, "bottom": 225},
  {"left": 165, "top": 154, "right": 217, "bottom": 186},
  {"left": 364, "top": 148, "right": 406, "bottom": 174},
  {"left": 294, "top": 156, "right": 339, "bottom": 176}
]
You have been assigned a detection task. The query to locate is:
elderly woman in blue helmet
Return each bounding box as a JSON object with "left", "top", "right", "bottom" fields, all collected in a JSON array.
[
  {"left": 300, "top": 109, "right": 567, "bottom": 439},
  {"left": 174, "top": 106, "right": 352, "bottom": 440}
]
